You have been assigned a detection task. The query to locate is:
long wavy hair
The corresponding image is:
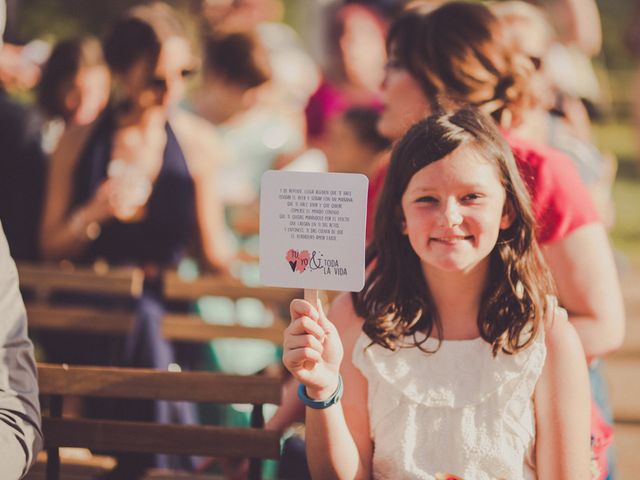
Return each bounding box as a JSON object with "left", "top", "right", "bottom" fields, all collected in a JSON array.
[
  {"left": 386, "top": 1, "right": 537, "bottom": 128},
  {"left": 354, "top": 107, "right": 554, "bottom": 355}
]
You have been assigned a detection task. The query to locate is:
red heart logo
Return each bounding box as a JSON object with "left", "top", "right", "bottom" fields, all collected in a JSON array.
[{"left": 285, "top": 249, "right": 310, "bottom": 273}]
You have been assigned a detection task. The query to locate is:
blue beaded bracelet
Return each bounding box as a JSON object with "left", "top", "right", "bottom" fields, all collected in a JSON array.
[{"left": 297, "top": 375, "right": 344, "bottom": 409}]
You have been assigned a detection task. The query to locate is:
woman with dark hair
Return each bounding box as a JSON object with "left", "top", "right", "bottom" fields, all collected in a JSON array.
[
  {"left": 41, "top": 2, "right": 229, "bottom": 269},
  {"left": 39, "top": 2, "right": 230, "bottom": 476},
  {"left": 37, "top": 36, "right": 109, "bottom": 152},
  {"left": 285, "top": 107, "right": 591, "bottom": 478},
  {"left": 37, "top": 36, "right": 108, "bottom": 124}
]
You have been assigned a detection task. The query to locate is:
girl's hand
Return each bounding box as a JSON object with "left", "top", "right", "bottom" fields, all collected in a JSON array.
[{"left": 283, "top": 299, "right": 344, "bottom": 399}]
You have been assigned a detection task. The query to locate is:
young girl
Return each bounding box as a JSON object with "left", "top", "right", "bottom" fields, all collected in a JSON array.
[{"left": 283, "top": 108, "right": 591, "bottom": 479}]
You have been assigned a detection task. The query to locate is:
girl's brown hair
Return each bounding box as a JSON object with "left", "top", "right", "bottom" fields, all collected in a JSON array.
[
  {"left": 354, "top": 107, "right": 553, "bottom": 355},
  {"left": 387, "top": 1, "right": 536, "bottom": 128}
]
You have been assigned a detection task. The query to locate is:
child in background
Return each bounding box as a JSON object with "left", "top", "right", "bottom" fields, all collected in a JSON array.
[
  {"left": 284, "top": 108, "right": 591, "bottom": 479},
  {"left": 325, "top": 106, "right": 389, "bottom": 176},
  {"left": 325, "top": 107, "right": 391, "bottom": 240}
]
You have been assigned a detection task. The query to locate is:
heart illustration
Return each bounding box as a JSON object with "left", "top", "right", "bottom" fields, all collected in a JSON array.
[
  {"left": 296, "top": 250, "right": 310, "bottom": 272},
  {"left": 285, "top": 249, "right": 310, "bottom": 273}
]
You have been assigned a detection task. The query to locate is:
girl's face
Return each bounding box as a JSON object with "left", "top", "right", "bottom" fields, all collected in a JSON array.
[
  {"left": 117, "top": 36, "right": 193, "bottom": 115},
  {"left": 401, "top": 146, "right": 512, "bottom": 275},
  {"left": 377, "top": 55, "right": 431, "bottom": 140}
]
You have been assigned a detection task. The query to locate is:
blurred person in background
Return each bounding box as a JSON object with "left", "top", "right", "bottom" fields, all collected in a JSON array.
[
  {"left": 325, "top": 106, "right": 390, "bottom": 176},
  {"left": 625, "top": 1, "right": 640, "bottom": 174},
  {"left": 492, "top": 1, "right": 617, "bottom": 229},
  {"left": 200, "top": 0, "right": 319, "bottom": 124},
  {"left": 0, "top": 2, "right": 43, "bottom": 477},
  {"left": 525, "top": 0, "right": 606, "bottom": 140},
  {"left": 194, "top": 31, "right": 304, "bottom": 209},
  {"left": 38, "top": 3, "right": 231, "bottom": 477},
  {"left": 304, "top": 3, "right": 387, "bottom": 152},
  {"left": 0, "top": 0, "right": 48, "bottom": 261},
  {"left": 324, "top": 106, "right": 391, "bottom": 240},
  {"left": 37, "top": 36, "right": 110, "bottom": 154}
]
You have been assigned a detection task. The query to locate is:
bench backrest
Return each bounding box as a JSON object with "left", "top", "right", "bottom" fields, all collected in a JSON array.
[
  {"left": 38, "top": 363, "right": 282, "bottom": 480},
  {"left": 19, "top": 263, "right": 292, "bottom": 345}
]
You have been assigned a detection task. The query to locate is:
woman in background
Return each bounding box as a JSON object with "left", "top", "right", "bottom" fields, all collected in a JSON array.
[
  {"left": 37, "top": 36, "right": 110, "bottom": 153},
  {"left": 39, "top": 3, "right": 230, "bottom": 477}
]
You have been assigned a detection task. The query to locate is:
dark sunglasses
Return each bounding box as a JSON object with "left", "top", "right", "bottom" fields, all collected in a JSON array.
[
  {"left": 529, "top": 56, "right": 542, "bottom": 71},
  {"left": 148, "top": 68, "right": 197, "bottom": 90}
]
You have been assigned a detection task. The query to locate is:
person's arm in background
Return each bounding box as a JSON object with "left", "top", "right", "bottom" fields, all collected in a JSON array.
[
  {"left": 265, "top": 377, "right": 305, "bottom": 434},
  {"left": 40, "top": 123, "right": 114, "bottom": 260},
  {"left": 550, "top": 0, "right": 602, "bottom": 56},
  {"left": 0, "top": 223, "right": 43, "bottom": 478},
  {"left": 543, "top": 223, "right": 625, "bottom": 361},
  {"left": 173, "top": 111, "right": 233, "bottom": 274},
  {"left": 513, "top": 138, "right": 626, "bottom": 362}
]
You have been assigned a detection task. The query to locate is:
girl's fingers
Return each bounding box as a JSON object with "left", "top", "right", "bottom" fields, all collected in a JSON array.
[
  {"left": 284, "top": 347, "right": 322, "bottom": 367},
  {"left": 290, "top": 299, "right": 318, "bottom": 322},
  {"left": 284, "top": 333, "right": 324, "bottom": 353},
  {"left": 286, "top": 315, "right": 326, "bottom": 341},
  {"left": 316, "top": 310, "right": 337, "bottom": 336}
]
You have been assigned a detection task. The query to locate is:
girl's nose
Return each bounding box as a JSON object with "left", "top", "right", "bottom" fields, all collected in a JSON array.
[{"left": 438, "top": 199, "right": 463, "bottom": 227}]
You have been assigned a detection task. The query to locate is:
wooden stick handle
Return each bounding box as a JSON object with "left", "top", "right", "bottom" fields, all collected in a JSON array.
[
  {"left": 303, "top": 289, "right": 320, "bottom": 370},
  {"left": 304, "top": 288, "right": 319, "bottom": 308}
]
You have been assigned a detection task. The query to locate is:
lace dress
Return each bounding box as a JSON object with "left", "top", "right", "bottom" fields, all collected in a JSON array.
[{"left": 352, "top": 330, "right": 546, "bottom": 480}]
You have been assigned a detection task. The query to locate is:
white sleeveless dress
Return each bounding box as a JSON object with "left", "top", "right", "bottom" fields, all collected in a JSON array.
[{"left": 352, "top": 329, "right": 546, "bottom": 480}]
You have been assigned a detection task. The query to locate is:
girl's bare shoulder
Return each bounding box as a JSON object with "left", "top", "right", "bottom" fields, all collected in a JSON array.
[{"left": 542, "top": 301, "right": 585, "bottom": 370}]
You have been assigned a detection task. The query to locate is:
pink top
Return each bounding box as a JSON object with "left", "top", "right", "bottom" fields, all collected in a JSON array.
[
  {"left": 503, "top": 132, "right": 600, "bottom": 244},
  {"left": 305, "top": 80, "right": 382, "bottom": 143}
]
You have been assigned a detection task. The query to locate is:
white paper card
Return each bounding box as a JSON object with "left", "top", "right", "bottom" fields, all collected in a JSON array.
[{"left": 259, "top": 171, "right": 369, "bottom": 292}]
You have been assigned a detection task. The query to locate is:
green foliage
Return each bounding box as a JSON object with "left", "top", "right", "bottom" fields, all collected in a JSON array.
[
  {"left": 611, "top": 178, "right": 640, "bottom": 267},
  {"left": 598, "top": 0, "right": 638, "bottom": 70},
  {"left": 15, "top": 0, "right": 201, "bottom": 42}
]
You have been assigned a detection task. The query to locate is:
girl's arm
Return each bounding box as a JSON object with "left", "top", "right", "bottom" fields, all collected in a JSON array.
[
  {"left": 284, "top": 293, "right": 373, "bottom": 479},
  {"left": 40, "top": 124, "right": 113, "bottom": 260},
  {"left": 543, "top": 223, "right": 625, "bottom": 360},
  {"left": 534, "top": 305, "right": 591, "bottom": 478}
]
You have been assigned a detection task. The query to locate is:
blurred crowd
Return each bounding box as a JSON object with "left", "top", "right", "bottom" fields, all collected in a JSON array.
[
  {"left": 0, "top": 0, "right": 624, "bottom": 268},
  {"left": 0, "top": 0, "right": 632, "bottom": 479}
]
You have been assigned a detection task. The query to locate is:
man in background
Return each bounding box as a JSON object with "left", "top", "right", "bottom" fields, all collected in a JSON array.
[{"left": 0, "top": 2, "right": 44, "bottom": 477}]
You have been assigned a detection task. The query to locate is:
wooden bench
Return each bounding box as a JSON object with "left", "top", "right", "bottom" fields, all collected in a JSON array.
[
  {"left": 35, "top": 363, "right": 282, "bottom": 480},
  {"left": 161, "top": 271, "right": 301, "bottom": 346},
  {"left": 18, "top": 262, "right": 145, "bottom": 298},
  {"left": 18, "top": 262, "right": 143, "bottom": 338},
  {"left": 18, "top": 263, "right": 294, "bottom": 346}
]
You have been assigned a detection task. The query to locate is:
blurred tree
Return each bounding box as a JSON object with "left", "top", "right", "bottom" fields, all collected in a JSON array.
[{"left": 15, "top": 0, "right": 200, "bottom": 42}]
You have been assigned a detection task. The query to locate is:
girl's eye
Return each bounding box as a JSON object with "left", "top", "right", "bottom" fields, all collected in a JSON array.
[
  {"left": 462, "top": 193, "right": 482, "bottom": 202},
  {"left": 416, "top": 196, "right": 438, "bottom": 204}
]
